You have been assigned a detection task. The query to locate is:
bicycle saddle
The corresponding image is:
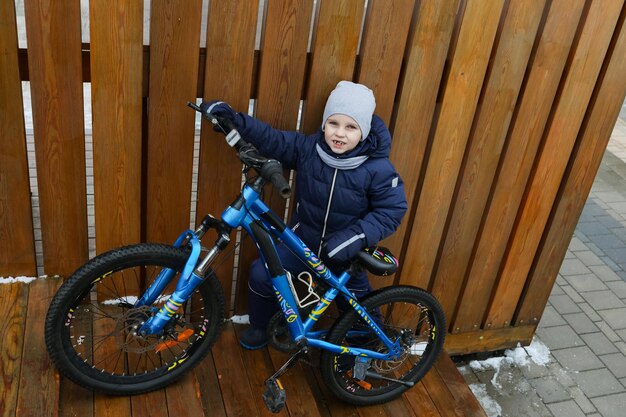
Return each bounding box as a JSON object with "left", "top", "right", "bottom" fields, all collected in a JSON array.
[{"left": 355, "top": 246, "right": 398, "bottom": 276}]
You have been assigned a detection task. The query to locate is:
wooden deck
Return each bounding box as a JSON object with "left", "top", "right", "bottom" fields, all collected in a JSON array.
[{"left": 1, "top": 278, "right": 486, "bottom": 417}]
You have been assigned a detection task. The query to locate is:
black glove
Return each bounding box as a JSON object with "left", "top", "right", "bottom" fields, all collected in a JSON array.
[
  {"left": 321, "top": 228, "right": 367, "bottom": 264},
  {"left": 200, "top": 100, "right": 242, "bottom": 131}
]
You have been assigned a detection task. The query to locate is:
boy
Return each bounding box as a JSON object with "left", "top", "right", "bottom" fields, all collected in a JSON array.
[{"left": 202, "top": 81, "right": 407, "bottom": 349}]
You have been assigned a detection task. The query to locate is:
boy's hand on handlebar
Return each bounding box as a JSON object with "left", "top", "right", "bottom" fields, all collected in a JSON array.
[{"left": 200, "top": 100, "right": 241, "bottom": 132}]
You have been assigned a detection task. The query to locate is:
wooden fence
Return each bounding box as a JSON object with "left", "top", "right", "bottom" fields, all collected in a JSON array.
[{"left": 2, "top": 0, "right": 626, "bottom": 354}]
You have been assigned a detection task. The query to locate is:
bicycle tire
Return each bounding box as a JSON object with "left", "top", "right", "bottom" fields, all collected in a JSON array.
[
  {"left": 44, "top": 243, "right": 224, "bottom": 395},
  {"left": 319, "top": 285, "right": 445, "bottom": 405}
]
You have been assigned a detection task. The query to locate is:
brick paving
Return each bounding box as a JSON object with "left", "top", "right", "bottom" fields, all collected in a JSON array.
[{"left": 458, "top": 110, "right": 626, "bottom": 416}]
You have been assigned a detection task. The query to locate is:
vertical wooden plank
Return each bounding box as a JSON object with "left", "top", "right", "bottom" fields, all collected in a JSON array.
[
  {"left": 145, "top": 0, "right": 203, "bottom": 244},
  {"left": 23, "top": 0, "right": 87, "bottom": 276},
  {"left": 516, "top": 7, "right": 626, "bottom": 326},
  {"left": 235, "top": 0, "right": 313, "bottom": 313},
  {"left": 301, "top": 0, "right": 365, "bottom": 134},
  {"left": 17, "top": 279, "right": 62, "bottom": 417},
  {"left": 197, "top": 0, "right": 258, "bottom": 313},
  {"left": 398, "top": 0, "right": 505, "bottom": 289},
  {"left": 485, "top": 0, "right": 624, "bottom": 329},
  {"left": 381, "top": 0, "right": 459, "bottom": 286},
  {"left": 90, "top": 0, "right": 143, "bottom": 254},
  {"left": 452, "top": 0, "right": 585, "bottom": 334},
  {"left": 0, "top": 0, "right": 36, "bottom": 277},
  {"left": 357, "top": 0, "right": 415, "bottom": 124},
  {"left": 59, "top": 379, "right": 94, "bottom": 417},
  {"left": 0, "top": 284, "right": 29, "bottom": 417},
  {"left": 432, "top": 0, "right": 546, "bottom": 323}
]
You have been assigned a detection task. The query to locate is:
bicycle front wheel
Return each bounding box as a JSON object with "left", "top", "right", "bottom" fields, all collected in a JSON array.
[
  {"left": 44, "top": 243, "right": 224, "bottom": 395},
  {"left": 319, "top": 285, "right": 445, "bottom": 405}
]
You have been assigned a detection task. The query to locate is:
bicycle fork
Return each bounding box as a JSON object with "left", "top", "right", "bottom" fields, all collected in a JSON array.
[{"left": 138, "top": 214, "right": 231, "bottom": 336}]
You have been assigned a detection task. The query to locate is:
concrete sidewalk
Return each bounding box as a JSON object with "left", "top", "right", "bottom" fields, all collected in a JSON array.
[{"left": 457, "top": 109, "right": 626, "bottom": 417}]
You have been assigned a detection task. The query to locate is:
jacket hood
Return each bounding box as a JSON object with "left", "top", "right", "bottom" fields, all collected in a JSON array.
[{"left": 318, "top": 114, "right": 391, "bottom": 160}]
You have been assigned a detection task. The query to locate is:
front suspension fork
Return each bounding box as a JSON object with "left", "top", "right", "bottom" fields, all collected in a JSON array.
[{"left": 137, "top": 215, "right": 231, "bottom": 336}]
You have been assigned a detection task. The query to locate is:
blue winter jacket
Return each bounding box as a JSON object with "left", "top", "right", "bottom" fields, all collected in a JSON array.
[{"left": 235, "top": 112, "right": 407, "bottom": 263}]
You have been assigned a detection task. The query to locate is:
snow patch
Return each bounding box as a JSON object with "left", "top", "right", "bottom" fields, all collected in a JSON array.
[
  {"left": 0, "top": 276, "right": 37, "bottom": 284},
  {"left": 524, "top": 338, "right": 551, "bottom": 366},
  {"left": 469, "top": 357, "right": 512, "bottom": 388},
  {"left": 229, "top": 315, "right": 250, "bottom": 324},
  {"left": 469, "top": 383, "right": 502, "bottom": 417}
]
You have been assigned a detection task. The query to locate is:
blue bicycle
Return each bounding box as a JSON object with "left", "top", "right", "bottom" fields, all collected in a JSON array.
[{"left": 45, "top": 103, "right": 445, "bottom": 411}]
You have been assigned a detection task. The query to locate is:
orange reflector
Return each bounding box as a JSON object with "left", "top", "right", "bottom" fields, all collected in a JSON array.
[
  {"left": 346, "top": 371, "right": 372, "bottom": 390},
  {"left": 155, "top": 328, "right": 195, "bottom": 353}
]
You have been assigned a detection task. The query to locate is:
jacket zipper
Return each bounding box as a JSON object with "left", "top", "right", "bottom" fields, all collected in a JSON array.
[{"left": 318, "top": 168, "right": 338, "bottom": 254}]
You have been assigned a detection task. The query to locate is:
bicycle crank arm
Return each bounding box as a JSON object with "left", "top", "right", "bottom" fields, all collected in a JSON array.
[{"left": 364, "top": 371, "right": 415, "bottom": 387}]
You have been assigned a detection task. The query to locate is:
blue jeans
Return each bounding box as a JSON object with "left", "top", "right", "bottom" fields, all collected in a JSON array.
[{"left": 247, "top": 243, "right": 372, "bottom": 330}]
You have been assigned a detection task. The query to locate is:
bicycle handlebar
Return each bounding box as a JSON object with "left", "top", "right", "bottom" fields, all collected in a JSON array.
[{"left": 187, "top": 102, "right": 292, "bottom": 199}]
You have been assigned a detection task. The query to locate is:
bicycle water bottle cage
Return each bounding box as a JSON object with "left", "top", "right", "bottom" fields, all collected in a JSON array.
[{"left": 355, "top": 246, "right": 399, "bottom": 276}]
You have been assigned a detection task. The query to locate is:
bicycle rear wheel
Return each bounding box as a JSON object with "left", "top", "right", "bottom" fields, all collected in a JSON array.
[
  {"left": 319, "top": 285, "right": 445, "bottom": 405},
  {"left": 45, "top": 243, "right": 224, "bottom": 395}
]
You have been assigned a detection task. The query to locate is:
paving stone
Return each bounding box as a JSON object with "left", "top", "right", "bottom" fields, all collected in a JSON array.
[
  {"left": 599, "top": 352, "right": 626, "bottom": 378},
  {"left": 552, "top": 346, "right": 604, "bottom": 372},
  {"left": 579, "top": 302, "right": 602, "bottom": 322},
  {"left": 572, "top": 369, "right": 625, "bottom": 397},
  {"left": 548, "top": 362, "right": 578, "bottom": 388},
  {"left": 568, "top": 236, "right": 589, "bottom": 251},
  {"left": 563, "top": 274, "right": 608, "bottom": 292},
  {"left": 567, "top": 386, "right": 597, "bottom": 414},
  {"left": 539, "top": 305, "right": 566, "bottom": 328},
  {"left": 617, "top": 341, "right": 626, "bottom": 356},
  {"left": 586, "top": 241, "right": 606, "bottom": 258},
  {"left": 606, "top": 280, "right": 626, "bottom": 299},
  {"left": 559, "top": 258, "right": 592, "bottom": 276},
  {"left": 564, "top": 250, "right": 576, "bottom": 259},
  {"left": 576, "top": 221, "right": 611, "bottom": 237},
  {"left": 550, "top": 295, "right": 582, "bottom": 315},
  {"left": 581, "top": 290, "right": 625, "bottom": 310},
  {"left": 600, "top": 256, "right": 622, "bottom": 272},
  {"left": 590, "top": 392, "right": 626, "bottom": 417},
  {"left": 563, "top": 313, "right": 599, "bottom": 334},
  {"left": 519, "top": 358, "right": 552, "bottom": 380},
  {"left": 618, "top": 328, "right": 626, "bottom": 341},
  {"left": 580, "top": 332, "right": 619, "bottom": 355},
  {"left": 594, "top": 191, "right": 626, "bottom": 203},
  {"left": 598, "top": 308, "right": 626, "bottom": 329},
  {"left": 550, "top": 283, "right": 565, "bottom": 297},
  {"left": 597, "top": 320, "right": 622, "bottom": 342},
  {"left": 591, "top": 233, "right": 625, "bottom": 250},
  {"left": 589, "top": 265, "right": 623, "bottom": 282},
  {"left": 529, "top": 376, "right": 571, "bottom": 404},
  {"left": 603, "top": 247, "right": 626, "bottom": 263},
  {"left": 546, "top": 400, "right": 585, "bottom": 417},
  {"left": 561, "top": 285, "right": 584, "bottom": 303},
  {"left": 574, "top": 250, "right": 605, "bottom": 267},
  {"left": 536, "top": 325, "right": 584, "bottom": 349}
]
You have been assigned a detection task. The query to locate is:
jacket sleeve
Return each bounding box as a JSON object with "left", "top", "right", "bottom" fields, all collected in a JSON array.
[
  {"left": 323, "top": 161, "right": 407, "bottom": 263},
  {"left": 235, "top": 112, "right": 307, "bottom": 170}
]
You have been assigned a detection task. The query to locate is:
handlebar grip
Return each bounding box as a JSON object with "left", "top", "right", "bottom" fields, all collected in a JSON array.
[{"left": 270, "top": 172, "right": 292, "bottom": 199}]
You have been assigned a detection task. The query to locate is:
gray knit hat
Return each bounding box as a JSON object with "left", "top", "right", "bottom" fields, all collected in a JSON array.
[{"left": 322, "top": 81, "right": 376, "bottom": 141}]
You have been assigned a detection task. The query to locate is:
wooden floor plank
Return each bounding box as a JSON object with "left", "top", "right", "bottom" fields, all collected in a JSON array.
[
  {"left": 165, "top": 372, "right": 205, "bottom": 416},
  {"left": 232, "top": 324, "right": 290, "bottom": 417},
  {"left": 17, "top": 278, "right": 61, "bottom": 417},
  {"left": 434, "top": 354, "right": 486, "bottom": 417},
  {"left": 59, "top": 379, "right": 94, "bottom": 417},
  {"left": 193, "top": 351, "right": 228, "bottom": 417},
  {"left": 0, "top": 283, "right": 29, "bottom": 417},
  {"left": 421, "top": 357, "right": 464, "bottom": 417},
  {"left": 212, "top": 324, "right": 260, "bottom": 416}
]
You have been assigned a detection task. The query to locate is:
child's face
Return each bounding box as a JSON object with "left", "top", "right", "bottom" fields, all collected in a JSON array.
[{"left": 324, "top": 114, "right": 362, "bottom": 154}]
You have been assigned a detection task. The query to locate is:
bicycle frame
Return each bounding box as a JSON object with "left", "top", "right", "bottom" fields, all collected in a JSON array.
[{"left": 138, "top": 179, "right": 404, "bottom": 361}]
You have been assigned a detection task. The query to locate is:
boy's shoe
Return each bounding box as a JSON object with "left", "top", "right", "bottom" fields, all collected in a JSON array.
[{"left": 239, "top": 326, "right": 269, "bottom": 350}]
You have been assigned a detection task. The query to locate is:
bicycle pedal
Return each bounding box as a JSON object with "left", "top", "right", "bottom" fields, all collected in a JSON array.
[{"left": 263, "top": 378, "right": 287, "bottom": 413}]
